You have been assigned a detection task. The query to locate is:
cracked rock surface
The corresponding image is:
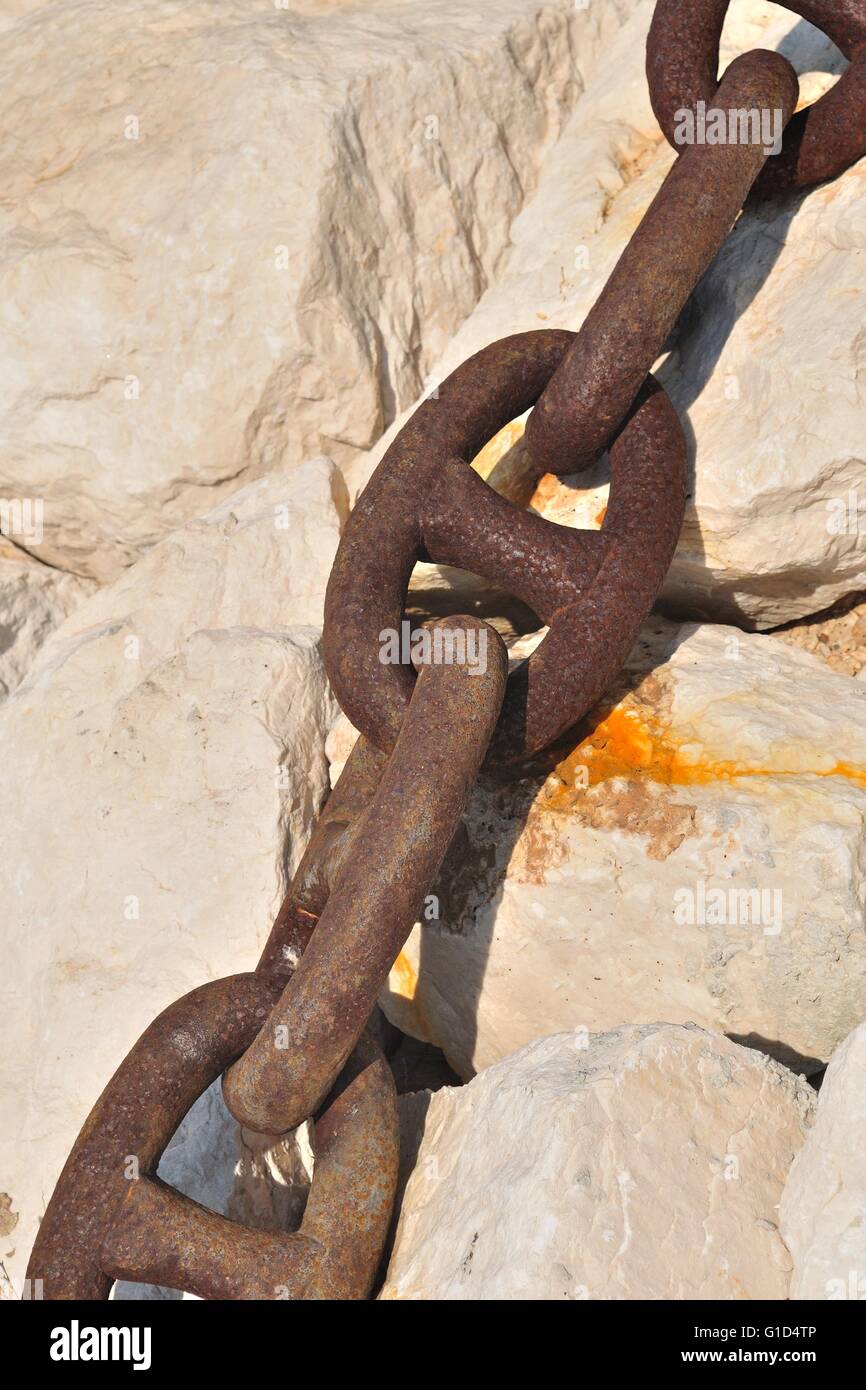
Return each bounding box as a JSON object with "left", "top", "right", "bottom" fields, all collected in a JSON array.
[
  {"left": 381, "top": 1023, "right": 815, "bottom": 1301},
  {"left": 0, "top": 0, "right": 638, "bottom": 583},
  {"left": 0, "top": 541, "right": 94, "bottom": 698}
]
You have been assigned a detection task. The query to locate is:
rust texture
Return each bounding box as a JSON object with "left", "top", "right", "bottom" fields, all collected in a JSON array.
[
  {"left": 256, "top": 733, "right": 389, "bottom": 990},
  {"left": 222, "top": 616, "right": 508, "bottom": 1134},
  {"left": 26, "top": 974, "right": 398, "bottom": 1300},
  {"left": 324, "top": 336, "right": 686, "bottom": 765},
  {"left": 28, "top": 2, "right": 861, "bottom": 1301},
  {"left": 525, "top": 50, "right": 799, "bottom": 473},
  {"left": 647, "top": 0, "right": 866, "bottom": 195}
]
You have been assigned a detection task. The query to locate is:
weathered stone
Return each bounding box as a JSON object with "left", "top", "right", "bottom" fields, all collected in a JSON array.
[
  {"left": 0, "top": 460, "right": 341, "bottom": 1297},
  {"left": 374, "top": 620, "right": 866, "bottom": 1078},
  {"left": 781, "top": 1019, "right": 866, "bottom": 1301},
  {"left": 0, "top": 0, "right": 639, "bottom": 581},
  {"left": 25, "top": 454, "right": 346, "bottom": 686},
  {"left": 0, "top": 541, "right": 93, "bottom": 698},
  {"left": 382, "top": 1023, "right": 815, "bottom": 1300}
]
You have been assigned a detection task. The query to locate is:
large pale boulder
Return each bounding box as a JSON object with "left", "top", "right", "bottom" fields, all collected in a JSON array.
[
  {"left": 0, "top": 459, "right": 342, "bottom": 1297},
  {"left": 382, "top": 1023, "right": 815, "bottom": 1300},
  {"left": 348, "top": 0, "right": 866, "bottom": 629},
  {"left": 378, "top": 619, "right": 866, "bottom": 1078},
  {"left": 0, "top": 0, "right": 640, "bottom": 582},
  {"left": 781, "top": 1019, "right": 866, "bottom": 1301}
]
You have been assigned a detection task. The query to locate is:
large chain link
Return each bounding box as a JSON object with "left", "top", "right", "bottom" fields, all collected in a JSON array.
[{"left": 27, "top": 1, "right": 865, "bottom": 1299}]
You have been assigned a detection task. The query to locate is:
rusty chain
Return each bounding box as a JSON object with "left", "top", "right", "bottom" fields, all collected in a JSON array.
[{"left": 27, "top": 1, "right": 865, "bottom": 1300}]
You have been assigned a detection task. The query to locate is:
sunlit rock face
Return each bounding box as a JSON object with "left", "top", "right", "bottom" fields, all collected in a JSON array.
[
  {"left": 382, "top": 1024, "right": 815, "bottom": 1301},
  {"left": 0, "top": 0, "right": 637, "bottom": 582},
  {"left": 0, "top": 459, "right": 342, "bottom": 1298},
  {"left": 781, "top": 1019, "right": 866, "bottom": 1301},
  {"left": 372, "top": 620, "right": 866, "bottom": 1079}
]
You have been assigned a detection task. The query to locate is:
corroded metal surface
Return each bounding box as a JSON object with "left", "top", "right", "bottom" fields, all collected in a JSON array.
[
  {"left": 647, "top": 0, "right": 866, "bottom": 195},
  {"left": 100, "top": 1030, "right": 397, "bottom": 1301},
  {"left": 324, "top": 338, "right": 687, "bottom": 765},
  {"left": 26, "top": 976, "right": 398, "bottom": 1300},
  {"left": 223, "top": 616, "right": 508, "bottom": 1134},
  {"left": 526, "top": 50, "right": 798, "bottom": 473},
  {"left": 256, "top": 733, "right": 389, "bottom": 991},
  {"left": 27, "top": 1, "right": 860, "bottom": 1301}
]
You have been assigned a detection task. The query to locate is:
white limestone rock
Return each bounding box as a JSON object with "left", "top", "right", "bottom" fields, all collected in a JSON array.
[
  {"left": 0, "top": 0, "right": 640, "bottom": 581},
  {"left": 781, "top": 1019, "right": 866, "bottom": 1301},
  {"left": 0, "top": 1, "right": 47, "bottom": 26},
  {"left": 0, "top": 542, "right": 94, "bottom": 698},
  {"left": 0, "top": 460, "right": 342, "bottom": 1297},
  {"left": 382, "top": 1023, "right": 815, "bottom": 1300},
  {"left": 347, "top": 1, "right": 866, "bottom": 629},
  {"left": 26, "top": 454, "right": 347, "bottom": 686},
  {"left": 380, "top": 619, "right": 866, "bottom": 1079}
]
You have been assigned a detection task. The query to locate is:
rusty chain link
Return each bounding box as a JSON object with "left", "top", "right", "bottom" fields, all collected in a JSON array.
[
  {"left": 526, "top": 50, "right": 798, "bottom": 473},
  {"left": 647, "top": 0, "right": 866, "bottom": 196},
  {"left": 29, "top": 977, "right": 398, "bottom": 1300},
  {"left": 27, "top": 2, "right": 865, "bottom": 1300},
  {"left": 222, "top": 616, "right": 509, "bottom": 1134}
]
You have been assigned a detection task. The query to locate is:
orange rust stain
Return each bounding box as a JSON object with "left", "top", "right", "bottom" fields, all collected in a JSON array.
[
  {"left": 544, "top": 705, "right": 866, "bottom": 810},
  {"left": 594, "top": 504, "right": 607, "bottom": 527}
]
